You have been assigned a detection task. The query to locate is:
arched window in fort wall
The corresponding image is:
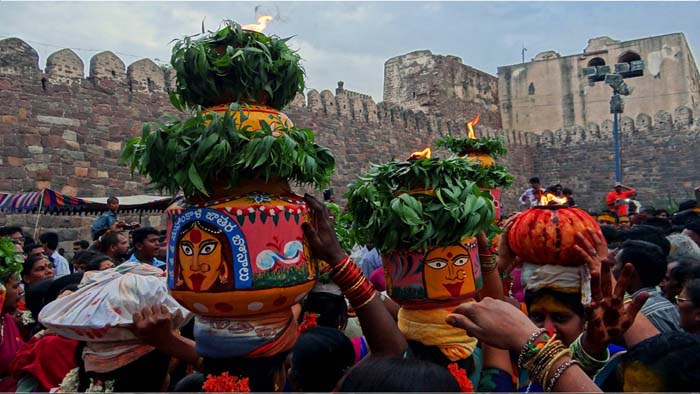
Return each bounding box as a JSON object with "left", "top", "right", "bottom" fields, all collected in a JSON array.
[
  {"left": 616, "top": 51, "right": 643, "bottom": 78},
  {"left": 587, "top": 57, "right": 606, "bottom": 67}
]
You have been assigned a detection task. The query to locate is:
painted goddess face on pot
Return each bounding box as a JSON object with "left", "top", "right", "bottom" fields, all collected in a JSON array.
[
  {"left": 177, "top": 221, "right": 232, "bottom": 292},
  {"left": 422, "top": 244, "right": 476, "bottom": 300}
]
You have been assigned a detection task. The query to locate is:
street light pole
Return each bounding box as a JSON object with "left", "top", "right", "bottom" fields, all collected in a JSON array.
[{"left": 613, "top": 108, "right": 621, "bottom": 182}]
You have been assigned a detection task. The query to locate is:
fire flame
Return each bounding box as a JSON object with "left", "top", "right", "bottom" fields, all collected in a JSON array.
[
  {"left": 539, "top": 192, "right": 569, "bottom": 206},
  {"left": 466, "top": 114, "right": 481, "bottom": 139},
  {"left": 408, "top": 147, "right": 432, "bottom": 160},
  {"left": 242, "top": 15, "right": 273, "bottom": 33}
]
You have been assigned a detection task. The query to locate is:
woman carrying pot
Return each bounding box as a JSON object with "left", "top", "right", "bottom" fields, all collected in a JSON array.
[{"left": 0, "top": 239, "right": 25, "bottom": 391}]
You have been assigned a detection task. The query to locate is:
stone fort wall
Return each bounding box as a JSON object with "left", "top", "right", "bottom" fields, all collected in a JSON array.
[{"left": 0, "top": 37, "right": 698, "bottom": 246}]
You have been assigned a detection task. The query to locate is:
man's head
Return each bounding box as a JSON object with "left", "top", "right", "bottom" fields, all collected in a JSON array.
[
  {"left": 23, "top": 242, "right": 46, "bottom": 259},
  {"left": 614, "top": 182, "right": 623, "bottom": 193},
  {"left": 107, "top": 196, "right": 119, "bottom": 212},
  {"left": 72, "top": 240, "right": 90, "bottom": 253},
  {"left": 682, "top": 220, "right": 700, "bottom": 248},
  {"left": 99, "top": 231, "right": 130, "bottom": 259},
  {"left": 678, "top": 199, "right": 698, "bottom": 213},
  {"left": 132, "top": 227, "right": 160, "bottom": 260},
  {"left": 562, "top": 188, "right": 573, "bottom": 197},
  {"left": 662, "top": 259, "right": 699, "bottom": 303},
  {"left": 615, "top": 240, "right": 667, "bottom": 292},
  {"left": 39, "top": 232, "right": 60, "bottom": 253},
  {"left": 618, "top": 225, "right": 671, "bottom": 257},
  {"left": 529, "top": 177, "right": 540, "bottom": 188},
  {"left": 0, "top": 226, "right": 25, "bottom": 248},
  {"left": 157, "top": 229, "right": 168, "bottom": 260}
]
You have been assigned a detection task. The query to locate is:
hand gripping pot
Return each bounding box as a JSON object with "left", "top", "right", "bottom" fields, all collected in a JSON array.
[
  {"left": 383, "top": 237, "right": 483, "bottom": 308},
  {"left": 38, "top": 263, "right": 192, "bottom": 342}
]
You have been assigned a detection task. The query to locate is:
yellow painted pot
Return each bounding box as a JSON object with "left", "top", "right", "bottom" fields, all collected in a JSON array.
[
  {"left": 463, "top": 152, "right": 495, "bottom": 167},
  {"left": 204, "top": 104, "right": 294, "bottom": 132}
]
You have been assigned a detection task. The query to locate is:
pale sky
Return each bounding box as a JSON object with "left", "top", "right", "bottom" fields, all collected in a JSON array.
[{"left": 1, "top": 1, "right": 699, "bottom": 101}]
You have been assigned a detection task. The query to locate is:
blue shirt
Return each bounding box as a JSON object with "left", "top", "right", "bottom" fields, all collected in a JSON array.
[
  {"left": 126, "top": 253, "right": 166, "bottom": 270},
  {"left": 359, "top": 248, "right": 382, "bottom": 278},
  {"left": 91, "top": 211, "right": 118, "bottom": 239}
]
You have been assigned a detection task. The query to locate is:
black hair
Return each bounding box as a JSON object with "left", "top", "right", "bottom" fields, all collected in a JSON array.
[
  {"left": 45, "top": 272, "right": 84, "bottom": 305},
  {"left": 618, "top": 225, "right": 671, "bottom": 256},
  {"left": 686, "top": 219, "right": 700, "bottom": 235},
  {"left": 23, "top": 254, "right": 50, "bottom": 277},
  {"left": 639, "top": 206, "right": 656, "bottom": 215},
  {"left": 529, "top": 177, "right": 540, "bottom": 184},
  {"left": 83, "top": 253, "right": 114, "bottom": 272},
  {"left": 338, "top": 357, "right": 461, "bottom": 392},
  {"left": 641, "top": 217, "right": 672, "bottom": 234},
  {"left": 685, "top": 277, "right": 700, "bottom": 306},
  {"left": 671, "top": 259, "right": 700, "bottom": 287},
  {"left": 678, "top": 199, "right": 699, "bottom": 212},
  {"left": 39, "top": 232, "right": 59, "bottom": 250},
  {"left": 657, "top": 209, "right": 670, "bottom": 217},
  {"left": 323, "top": 188, "right": 334, "bottom": 201},
  {"left": 619, "top": 240, "right": 667, "bottom": 288},
  {"left": 300, "top": 291, "right": 348, "bottom": 329},
  {"left": 106, "top": 196, "right": 119, "bottom": 205},
  {"left": 174, "top": 353, "right": 288, "bottom": 392},
  {"left": 25, "top": 279, "right": 54, "bottom": 322},
  {"left": 613, "top": 332, "right": 700, "bottom": 391},
  {"left": 131, "top": 227, "right": 159, "bottom": 246},
  {"left": 0, "top": 226, "right": 23, "bottom": 237},
  {"left": 75, "top": 342, "right": 170, "bottom": 392},
  {"left": 73, "top": 240, "right": 90, "bottom": 249},
  {"left": 672, "top": 211, "right": 700, "bottom": 226},
  {"left": 562, "top": 188, "right": 573, "bottom": 196},
  {"left": 524, "top": 287, "right": 585, "bottom": 318},
  {"left": 600, "top": 225, "right": 620, "bottom": 245},
  {"left": 289, "top": 327, "right": 355, "bottom": 392},
  {"left": 23, "top": 242, "right": 43, "bottom": 255}
]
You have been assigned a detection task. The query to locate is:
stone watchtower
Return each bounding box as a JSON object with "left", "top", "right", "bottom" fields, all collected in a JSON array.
[
  {"left": 498, "top": 33, "right": 700, "bottom": 133},
  {"left": 382, "top": 50, "right": 501, "bottom": 130}
]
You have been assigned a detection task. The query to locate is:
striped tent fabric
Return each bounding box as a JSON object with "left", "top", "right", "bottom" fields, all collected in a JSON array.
[{"left": 0, "top": 189, "right": 178, "bottom": 216}]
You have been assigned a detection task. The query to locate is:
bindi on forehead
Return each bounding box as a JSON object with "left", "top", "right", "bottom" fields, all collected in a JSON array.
[
  {"left": 447, "top": 252, "right": 453, "bottom": 258},
  {"left": 190, "top": 229, "right": 202, "bottom": 243}
]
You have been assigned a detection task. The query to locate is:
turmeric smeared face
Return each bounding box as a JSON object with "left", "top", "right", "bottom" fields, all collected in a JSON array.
[
  {"left": 179, "top": 223, "right": 228, "bottom": 292},
  {"left": 423, "top": 244, "right": 475, "bottom": 300}
]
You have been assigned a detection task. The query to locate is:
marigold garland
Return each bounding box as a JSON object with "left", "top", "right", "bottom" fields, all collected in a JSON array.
[
  {"left": 297, "top": 312, "right": 319, "bottom": 334},
  {"left": 202, "top": 372, "right": 250, "bottom": 393},
  {"left": 448, "top": 363, "right": 474, "bottom": 392}
]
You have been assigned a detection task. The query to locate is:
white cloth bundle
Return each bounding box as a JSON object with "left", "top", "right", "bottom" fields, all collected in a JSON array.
[
  {"left": 521, "top": 262, "right": 592, "bottom": 306},
  {"left": 39, "top": 262, "right": 192, "bottom": 342}
]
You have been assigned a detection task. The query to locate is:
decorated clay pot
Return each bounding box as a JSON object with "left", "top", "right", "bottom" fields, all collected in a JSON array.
[
  {"left": 165, "top": 178, "right": 317, "bottom": 317},
  {"left": 507, "top": 205, "right": 602, "bottom": 266},
  {"left": 383, "top": 237, "right": 482, "bottom": 308},
  {"left": 464, "top": 151, "right": 495, "bottom": 167},
  {"left": 205, "top": 103, "right": 293, "bottom": 130}
]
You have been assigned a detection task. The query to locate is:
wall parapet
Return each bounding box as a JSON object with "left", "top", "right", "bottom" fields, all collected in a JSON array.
[{"left": 514, "top": 106, "right": 700, "bottom": 148}]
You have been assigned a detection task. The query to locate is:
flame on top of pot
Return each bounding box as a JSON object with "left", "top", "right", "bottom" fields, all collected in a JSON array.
[
  {"left": 466, "top": 114, "right": 480, "bottom": 139},
  {"left": 540, "top": 192, "right": 568, "bottom": 206},
  {"left": 408, "top": 147, "right": 432, "bottom": 160},
  {"left": 242, "top": 15, "right": 273, "bottom": 33}
]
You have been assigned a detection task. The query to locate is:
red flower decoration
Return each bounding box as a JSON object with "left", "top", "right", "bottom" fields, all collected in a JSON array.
[
  {"left": 448, "top": 363, "right": 474, "bottom": 392},
  {"left": 202, "top": 372, "right": 250, "bottom": 393},
  {"left": 297, "top": 312, "right": 319, "bottom": 334}
]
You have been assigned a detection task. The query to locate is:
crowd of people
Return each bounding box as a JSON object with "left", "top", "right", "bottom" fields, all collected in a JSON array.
[{"left": 0, "top": 189, "right": 698, "bottom": 392}]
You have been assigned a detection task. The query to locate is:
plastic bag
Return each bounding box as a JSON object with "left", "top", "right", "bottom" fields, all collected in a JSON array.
[{"left": 39, "top": 262, "right": 192, "bottom": 342}]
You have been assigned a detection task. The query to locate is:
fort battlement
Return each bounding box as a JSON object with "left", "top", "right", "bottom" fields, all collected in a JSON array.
[{"left": 1, "top": 37, "right": 699, "bottom": 244}]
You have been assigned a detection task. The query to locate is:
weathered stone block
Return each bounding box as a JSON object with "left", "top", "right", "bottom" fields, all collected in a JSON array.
[{"left": 36, "top": 115, "right": 80, "bottom": 127}]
